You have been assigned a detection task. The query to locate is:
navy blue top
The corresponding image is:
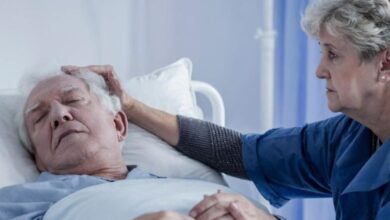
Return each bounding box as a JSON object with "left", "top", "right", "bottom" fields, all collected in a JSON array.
[{"left": 242, "top": 115, "right": 390, "bottom": 219}]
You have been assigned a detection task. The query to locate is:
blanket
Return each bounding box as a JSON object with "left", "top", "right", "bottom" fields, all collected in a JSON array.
[{"left": 43, "top": 178, "right": 268, "bottom": 220}]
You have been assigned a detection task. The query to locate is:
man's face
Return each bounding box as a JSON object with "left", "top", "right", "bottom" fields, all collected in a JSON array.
[{"left": 25, "top": 74, "right": 127, "bottom": 174}]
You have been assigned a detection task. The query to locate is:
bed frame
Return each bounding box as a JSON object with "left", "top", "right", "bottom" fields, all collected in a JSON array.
[{"left": 191, "top": 80, "right": 225, "bottom": 126}]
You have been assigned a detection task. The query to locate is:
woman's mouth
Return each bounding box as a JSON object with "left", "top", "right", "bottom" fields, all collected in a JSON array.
[{"left": 326, "top": 88, "right": 335, "bottom": 93}]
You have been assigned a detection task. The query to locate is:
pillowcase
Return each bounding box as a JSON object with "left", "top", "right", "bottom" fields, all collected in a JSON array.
[
  {"left": 123, "top": 58, "right": 200, "bottom": 117},
  {"left": 0, "top": 58, "right": 225, "bottom": 188},
  {"left": 122, "top": 58, "right": 225, "bottom": 185},
  {"left": 0, "top": 93, "right": 39, "bottom": 188}
]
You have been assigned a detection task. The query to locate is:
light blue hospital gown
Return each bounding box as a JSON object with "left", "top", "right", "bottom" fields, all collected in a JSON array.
[{"left": 0, "top": 167, "right": 157, "bottom": 220}]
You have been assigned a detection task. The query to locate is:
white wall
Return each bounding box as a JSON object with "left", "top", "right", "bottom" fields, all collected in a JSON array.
[
  {"left": 0, "top": 0, "right": 262, "bottom": 132},
  {"left": 128, "top": 0, "right": 262, "bottom": 132},
  {"left": 0, "top": 0, "right": 132, "bottom": 89},
  {"left": 127, "top": 0, "right": 266, "bottom": 205},
  {"left": 0, "top": 0, "right": 266, "bottom": 206}
]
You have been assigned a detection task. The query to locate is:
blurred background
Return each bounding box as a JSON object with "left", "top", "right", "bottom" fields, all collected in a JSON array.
[{"left": 0, "top": 0, "right": 337, "bottom": 219}]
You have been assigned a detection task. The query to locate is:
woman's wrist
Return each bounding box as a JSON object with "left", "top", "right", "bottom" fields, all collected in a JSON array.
[{"left": 122, "top": 96, "right": 138, "bottom": 119}]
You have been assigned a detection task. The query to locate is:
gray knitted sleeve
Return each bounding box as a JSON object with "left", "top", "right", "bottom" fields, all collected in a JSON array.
[{"left": 175, "top": 115, "right": 248, "bottom": 179}]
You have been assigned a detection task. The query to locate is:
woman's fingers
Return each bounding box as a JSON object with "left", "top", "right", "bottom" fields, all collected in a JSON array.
[
  {"left": 195, "top": 201, "right": 231, "bottom": 220},
  {"left": 60, "top": 65, "right": 79, "bottom": 73},
  {"left": 227, "top": 202, "right": 246, "bottom": 220},
  {"left": 214, "top": 214, "right": 235, "bottom": 220},
  {"left": 61, "top": 64, "right": 127, "bottom": 103},
  {"left": 61, "top": 65, "right": 114, "bottom": 77},
  {"left": 190, "top": 193, "right": 221, "bottom": 218},
  {"left": 191, "top": 191, "right": 274, "bottom": 220},
  {"left": 134, "top": 211, "right": 195, "bottom": 220},
  {"left": 190, "top": 191, "right": 238, "bottom": 219}
]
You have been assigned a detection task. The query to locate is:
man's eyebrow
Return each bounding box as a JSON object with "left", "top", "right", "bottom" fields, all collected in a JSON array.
[
  {"left": 25, "top": 86, "right": 82, "bottom": 115},
  {"left": 25, "top": 103, "right": 41, "bottom": 115},
  {"left": 61, "top": 85, "right": 81, "bottom": 94}
]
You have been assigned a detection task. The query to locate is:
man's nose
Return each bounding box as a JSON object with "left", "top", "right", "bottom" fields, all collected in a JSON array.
[{"left": 49, "top": 101, "right": 73, "bottom": 129}]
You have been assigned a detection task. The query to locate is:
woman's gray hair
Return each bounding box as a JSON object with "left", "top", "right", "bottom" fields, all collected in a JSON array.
[
  {"left": 301, "top": 0, "right": 390, "bottom": 61},
  {"left": 15, "top": 69, "right": 122, "bottom": 154}
]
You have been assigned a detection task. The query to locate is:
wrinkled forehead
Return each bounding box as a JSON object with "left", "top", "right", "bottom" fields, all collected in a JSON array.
[{"left": 26, "top": 75, "right": 89, "bottom": 107}]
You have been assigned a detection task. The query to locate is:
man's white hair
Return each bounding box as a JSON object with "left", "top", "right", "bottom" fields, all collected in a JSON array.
[{"left": 15, "top": 69, "right": 122, "bottom": 154}]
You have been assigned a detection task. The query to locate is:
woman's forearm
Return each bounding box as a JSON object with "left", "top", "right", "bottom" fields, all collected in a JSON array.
[
  {"left": 123, "top": 99, "right": 180, "bottom": 146},
  {"left": 123, "top": 99, "right": 247, "bottom": 178}
]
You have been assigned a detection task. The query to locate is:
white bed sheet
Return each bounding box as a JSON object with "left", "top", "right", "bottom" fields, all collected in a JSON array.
[{"left": 43, "top": 178, "right": 269, "bottom": 220}]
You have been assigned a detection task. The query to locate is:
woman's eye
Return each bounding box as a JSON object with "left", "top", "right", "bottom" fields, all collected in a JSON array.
[{"left": 328, "top": 51, "right": 337, "bottom": 60}]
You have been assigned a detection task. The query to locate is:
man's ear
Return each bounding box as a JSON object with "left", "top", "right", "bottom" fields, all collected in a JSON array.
[
  {"left": 113, "top": 110, "right": 128, "bottom": 141},
  {"left": 378, "top": 48, "right": 390, "bottom": 82}
]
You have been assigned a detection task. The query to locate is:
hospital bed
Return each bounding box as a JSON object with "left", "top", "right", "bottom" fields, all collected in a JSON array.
[{"left": 0, "top": 58, "right": 268, "bottom": 219}]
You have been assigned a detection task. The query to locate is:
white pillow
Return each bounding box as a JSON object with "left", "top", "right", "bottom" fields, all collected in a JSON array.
[
  {"left": 122, "top": 58, "right": 225, "bottom": 185},
  {"left": 124, "top": 58, "right": 200, "bottom": 117},
  {"left": 0, "top": 93, "right": 39, "bottom": 188}
]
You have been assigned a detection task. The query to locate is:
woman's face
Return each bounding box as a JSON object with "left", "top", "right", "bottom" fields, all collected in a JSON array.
[{"left": 316, "top": 27, "right": 382, "bottom": 114}]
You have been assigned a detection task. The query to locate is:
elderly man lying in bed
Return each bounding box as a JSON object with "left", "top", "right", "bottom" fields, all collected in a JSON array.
[{"left": 0, "top": 70, "right": 269, "bottom": 220}]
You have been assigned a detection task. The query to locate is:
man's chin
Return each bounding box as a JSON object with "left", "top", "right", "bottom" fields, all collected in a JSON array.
[
  {"left": 49, "top": 150, "right": 98, "bottom": 174},
  {"left": 55, "top": 133, "right": 87, "bottom": 151}
]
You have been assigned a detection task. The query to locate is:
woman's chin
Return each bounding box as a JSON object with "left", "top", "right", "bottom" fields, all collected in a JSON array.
[{"left": 327, "top": 102, "right": 342, "bottom": 112}]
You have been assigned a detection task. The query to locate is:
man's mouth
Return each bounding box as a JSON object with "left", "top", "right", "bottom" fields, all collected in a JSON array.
[{"left": 57, "top": 130, "right": 81, "bottom": 147}]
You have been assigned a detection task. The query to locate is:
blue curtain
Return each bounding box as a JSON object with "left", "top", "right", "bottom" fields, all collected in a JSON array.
[{"left": 271, "top": 0, "right": 337, "bottom": 219}]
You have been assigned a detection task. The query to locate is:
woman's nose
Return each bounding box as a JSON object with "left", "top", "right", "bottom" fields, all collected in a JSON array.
[{"left": 315, "top": 61, "right": 330, "bottom": 79}]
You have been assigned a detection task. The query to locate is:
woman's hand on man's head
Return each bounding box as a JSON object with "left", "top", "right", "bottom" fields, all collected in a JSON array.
[{"left": 61, "top": 64, "right": 135, "bottom": 111}]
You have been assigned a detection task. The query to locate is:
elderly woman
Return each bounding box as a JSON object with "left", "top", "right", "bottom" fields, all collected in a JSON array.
[{"left": 63, "top": 0, "right": 390, "bottom": 219}]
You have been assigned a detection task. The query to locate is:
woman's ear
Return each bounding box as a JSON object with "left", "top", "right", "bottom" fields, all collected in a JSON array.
[
  {"left": 378, "top": 48, "right": 390, "bottom": 82},
  {"left": 113, "top": 110, "right": 128, "bottom": 141}
]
